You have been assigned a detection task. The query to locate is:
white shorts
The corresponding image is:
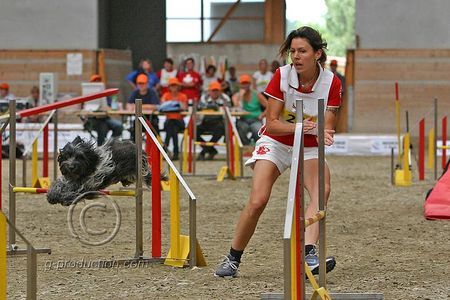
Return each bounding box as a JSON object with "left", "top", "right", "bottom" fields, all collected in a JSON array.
[{"left": 245, "top": 135, "right": 319, "bottom": 174}]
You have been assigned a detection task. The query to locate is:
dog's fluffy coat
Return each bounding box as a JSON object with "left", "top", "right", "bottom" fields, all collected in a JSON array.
[{"left": 47, "top": 136, "right": 152, "bottom": 206}]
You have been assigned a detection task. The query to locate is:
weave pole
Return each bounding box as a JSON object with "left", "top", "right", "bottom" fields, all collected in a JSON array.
[
  {"left": 283, "top": 99, "right": 305, "bottom": 299},
  {"left": 8, "top": 100, "right": 17, "bottom": 247},
  {"left": 150, "top": 126, "right": 162, "bottom": 258},
  {"left": 318, "top": 99, "right": 327, "bottom": 287},
  {"left": 434, "top": 98, "right": 438, "bottom": 180},
  {"left": 0, "top": 121, "right": 9, "bottom": 211},
  {"left": 134, "top": 99, "right": 144, "bottom": 258},
  {"left": 419, "top": 118, "right": 425, "bottom": 180},
  {"left": 442, "top": 116, "right": 447, "bottom": 170},
  {"left": 395, "top": 82, "right": 401, "bottom": 165}
]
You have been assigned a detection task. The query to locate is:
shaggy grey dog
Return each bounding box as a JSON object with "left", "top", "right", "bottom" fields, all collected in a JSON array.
[{"left": 47, "top": 136, "right": 152, "bottom": 206}]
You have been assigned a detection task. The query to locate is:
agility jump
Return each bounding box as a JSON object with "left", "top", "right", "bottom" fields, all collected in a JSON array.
[
  {"left": 2, "top": 91, "right": 204, "bottom": 297},
  {"left": 392, "top": 82, "right": 448, "bottom": 186},
  {"left": 180, "top": 104, "right": 244, "bottom": 181},
  {"left": 263, "top": 99, "right": 383, "bottom": 300}
]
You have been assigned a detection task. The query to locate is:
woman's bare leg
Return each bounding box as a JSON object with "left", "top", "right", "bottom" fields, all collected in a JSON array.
[{"left": 231, "top": 160, "right": 280, "bottom": 250}]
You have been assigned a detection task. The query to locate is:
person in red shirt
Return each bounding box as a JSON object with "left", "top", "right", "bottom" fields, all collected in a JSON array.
[
  {"left": 215, "top": 26, "right": 342, "bottom": 278},
  {"left": 160, "top": 77, "right": 188, "bottom": 160},
  {"left": 177, "top": 57, "right": 202, "bottom": 103}
]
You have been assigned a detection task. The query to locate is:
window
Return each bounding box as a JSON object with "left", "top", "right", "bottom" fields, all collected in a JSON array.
[{"left": 166, "top": 0, "right": 265, "bottom": 43}]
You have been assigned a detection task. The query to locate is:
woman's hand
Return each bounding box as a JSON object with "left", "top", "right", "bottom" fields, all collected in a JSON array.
[
  {"left": 315, "top": 129, "right": 335, "bottom": 146},
  {"left": 324, "top": 129, "right": 335, "bottom": 146},
  {"left": 303, "top": 117, "right": 316, "bottom": 132}
]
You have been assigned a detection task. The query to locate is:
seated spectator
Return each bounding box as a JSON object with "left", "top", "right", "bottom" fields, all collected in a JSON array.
[
  {"left": 83, "top": 75, "right": 123, "bottom": 146},
  {"left": 177, "top": 57, "right": 202, "bottom": 103},
  {"left": 160, "top": 77, "right": 188, "bottom": 160},
  {"left": 157, "top": 58, "right": 178, "bottom": 96},
  {"left": 252, "top": 59, "right": 273, "bottom": 94},
  {"left": 0, "top": 83, "right": 15, "bottom": 101},
  {"left": 221, "top": 80, "right": 233, "bottom": 99},
  {"left": 196, "top": 81, "right": 230, "bottom": 161},
  {"left": 125, "top": 58, "right": 159, "bottom": 90},
  {"left": 127, "top": 74, "right": 160, "bottom": 141},
  {"left": 226, "top": 66, "right": 239, "bottom": 95},
  {"left": 271, "top": 60, "right": 281, "bottom": 74},
  {"left": 201, "top": 64, "right": 220, "bottom": 96},
  {"left": 232, "top": 75, "right": 266, "bottom": 145},
  {"left": 23, "top": 86, "right": 43, "bottom": 122}
]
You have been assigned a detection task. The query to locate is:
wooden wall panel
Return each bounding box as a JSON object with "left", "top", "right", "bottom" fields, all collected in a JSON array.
[
  {"left": 353, "top": 49, "right": 450, "bottom": 135},
  {"left": 0, "top": 49, "right": 131, "bottom": 103}
]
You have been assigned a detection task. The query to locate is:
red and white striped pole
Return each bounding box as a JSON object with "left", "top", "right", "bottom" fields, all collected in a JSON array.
[{"left": 419, "top": 118, "right": 425, "bottom": 180}]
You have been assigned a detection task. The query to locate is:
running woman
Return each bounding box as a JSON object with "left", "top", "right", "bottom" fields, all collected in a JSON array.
[{"left": 214, "top": 26, "right": 342, "bottom": 278}]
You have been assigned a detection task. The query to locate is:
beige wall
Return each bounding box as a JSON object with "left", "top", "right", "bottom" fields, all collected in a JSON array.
[
  {"left": 352, "top": 49, "right": 450, "bottom": 135},
  {"left": 0, "top": 49, "right": 132, "bottom": 101}
]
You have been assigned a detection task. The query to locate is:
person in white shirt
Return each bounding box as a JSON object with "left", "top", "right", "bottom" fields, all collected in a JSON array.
[
  {"left": 157, "top": 58, "right": 178, "bottom": 96},
  {"left": 201, "top": 64, "right": 220, "bottom": 96},
  {"left": 252, "top": 59, "right": 273, "bottom": 94}
]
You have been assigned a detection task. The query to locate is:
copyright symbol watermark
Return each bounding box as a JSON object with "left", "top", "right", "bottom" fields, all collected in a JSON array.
[{"left": 66, "top": 193, "right": 121, "bottom": 246}]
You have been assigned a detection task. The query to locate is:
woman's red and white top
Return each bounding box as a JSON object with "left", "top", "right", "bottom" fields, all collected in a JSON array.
[{"left": 263, "top": 63, "right": 342, "bottom": 147}]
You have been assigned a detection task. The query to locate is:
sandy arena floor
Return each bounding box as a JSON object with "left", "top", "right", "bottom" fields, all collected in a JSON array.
[{"left": 4, "top": 156, "right": 450, "bottom": 299}]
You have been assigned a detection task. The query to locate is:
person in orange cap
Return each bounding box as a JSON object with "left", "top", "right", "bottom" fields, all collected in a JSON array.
[
  {"left": 127, "top": 73, "right": 160, "bottom": 140},
  {"left": 90, "top": 74, "right": 102, "bottom": 82},
  {"left": 160, "top": 77, "right": 188, "bottom": 160},
  {"left": 0, "top": 83, "right": 14, "bottom": 101},
  {"left": 196, "top": 81, "right": 231, "bottom": 160},
  {"left": 231, "top": 74, "right": 266, "bottom": 145}
]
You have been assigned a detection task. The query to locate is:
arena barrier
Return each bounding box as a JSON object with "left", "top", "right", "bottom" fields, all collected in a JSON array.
[
  {"left": 392, "top": 84, "right": 448, "bottom": 186},
  {"left": 262, "top": 99, "right": 383, "bottom": 300},
  {"left": 180, "top": 104, "right": 244, "bottom": 181},
  {"left": 136, "top": 99, "right": 205, "bottom": 268}
]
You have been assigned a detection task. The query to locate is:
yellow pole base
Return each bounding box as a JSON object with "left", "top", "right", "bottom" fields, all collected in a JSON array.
[
  {"left": 33, "top": 177, "right": 50, "bottom": 188},
  {"left": 216, "top": 166, "right": 229, "bottom": 182},
  {"left": 394, "top": 170, "right": 412, "bottom": 186},
  {"left": 161, "top": 180, "right": 170, "bottom": 191},
  {"left": 164, "top": 235, "right": 207, "bottom": 268},
  {"left": 311, "top": 287, "right": 332, "bottom": 300}
]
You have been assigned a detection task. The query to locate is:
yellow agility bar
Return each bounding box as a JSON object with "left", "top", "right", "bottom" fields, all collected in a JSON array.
[
  {"left": 105, "top": 190, "right": 135, "bottom": 196},
  {"left": 32, "top": 140, "right": 38, "bottom": 186},
  {"left": 428, "top": 128, "right": 435, "bottom": 170},
  {"left": 233, "top": 136, "right": 241, "bottom": 178},
  {"left": 305, "top": 211, "right": 326, "bottom": 228},
  {"left": 395, "top": 133, "right": 412, "bottom": 186},
  {"left": 164, "top": 169, "right": 182, "bottom": 267},
  {"left": 290, "top": 215, "right": 298, "bottom": 299}
]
